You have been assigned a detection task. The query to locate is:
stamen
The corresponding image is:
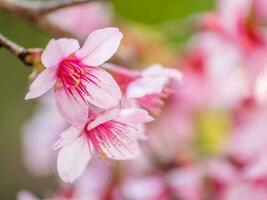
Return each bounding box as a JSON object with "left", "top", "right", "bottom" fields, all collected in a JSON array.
[
  {"left": 57, "top": 58, "right": 101, "bottom": 102},
  {"left": 84, "top": 120, "right": 135, "bottom": 158}
]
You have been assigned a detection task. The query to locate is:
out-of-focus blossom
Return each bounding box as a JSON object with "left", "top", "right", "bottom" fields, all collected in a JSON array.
[
  {"left": 185, "top": 32, "right": 247, "bottom": 108},
  {"left": 167, "top": 166, "right": 204, "bottom": 200},
  {"left": 228, "top": 107, "right": 267, "bottom": 165},
  {"left": 54, "top": 107, "right": 153, "bottom": 182},
  {"left": 125, "top": 64, "right": 182, "bottom": 114},
  {"left": 18, "top": 160, "right": 112, "bottom": 200},
  {"left": 106, "top": 64, "right": 182, "bottom": 114},
  {"left": 122, "top": 175, "right": 167, "bottom": 200},
  {"left": 46, "top": 2, "right": 112, "bottom": 39},
  {"left": 200, "top": 0, "right": 267, "bottom": 55},
  {"left": 22, "top": 93, "right": 68, "bottom": 176},
  {"left": 223, "top": 183, "right": 267, "bottom": 200},
  {"left": 254, "top": 0, "right": 267, "bottom": 21},
  {"left": 255, "top": 66, "right": 267, "bottom": 103},
  {"left": 25, "top": 28, "right": 123, "bottom": 126}
]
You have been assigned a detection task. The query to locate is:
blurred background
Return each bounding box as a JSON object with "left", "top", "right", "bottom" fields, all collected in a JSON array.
[{"left": 4, "top": 0, "right": 266, "bottom": 199}]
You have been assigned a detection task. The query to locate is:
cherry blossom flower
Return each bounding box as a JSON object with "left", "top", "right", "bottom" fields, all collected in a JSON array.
[
  {"left": 106, "top": 64, "right": 182, "bottom": 114},
  {"left": 54, "top": 107, "right": 153, "bottom": 182},
  {"left": 25, "top": 28, "right": 123, "bottom": 125}
]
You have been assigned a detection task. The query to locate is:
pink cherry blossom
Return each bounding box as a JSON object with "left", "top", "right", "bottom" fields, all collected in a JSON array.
[
  {"left": 106, "top": 64, "right": 182, "bottom": 114},
  {"left": 25, "top": 28, "right": 123, "bottom": 125},
  {"left": 54, "top": 107, "right": 153, "bottom": 182}
]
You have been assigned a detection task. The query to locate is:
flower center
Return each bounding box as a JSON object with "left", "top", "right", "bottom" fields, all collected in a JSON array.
[
  {"left": 57, "top": 57, "right": 100, "bottom": 101},
  {"left": 84, "top": 120, "right": 135, "bottom": 158}
]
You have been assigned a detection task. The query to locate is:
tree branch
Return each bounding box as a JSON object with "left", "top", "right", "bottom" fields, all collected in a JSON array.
[
  {"left": 0, "top": 0, "right": 107, "bottom": 66},
  {"left": 0, "top": 33, "right": 42, "bottom": 66},
  {"left": 0, "top": 0, "right": 96, "bottom": 16},
  {"left": 0, "top": 0, "right": 105, "bottom": 37}
]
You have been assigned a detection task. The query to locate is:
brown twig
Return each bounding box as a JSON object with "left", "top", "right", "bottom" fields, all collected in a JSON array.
[
  {"left": 0, "top": 33, "right": 42, "bottom": 66},
  {"left": 0, "top": 0, "right": 104, "bottom": 37},
  {"left": 0, "top": 0, "right": 106, "bottom": 66}
]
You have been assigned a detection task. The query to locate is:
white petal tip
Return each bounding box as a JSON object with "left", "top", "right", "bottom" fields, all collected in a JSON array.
[{"left": 24, "top": 93, "right": 32, "bottom": 100}]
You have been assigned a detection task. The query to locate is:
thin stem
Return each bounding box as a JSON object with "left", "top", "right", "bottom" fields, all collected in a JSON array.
[
  {"left": 0, "top": 33, "right": 25, "bottom": 56},
  {"left": 0, "top": 33, "right": 42, "bottom": 66},
  {"left": 0, "top": 0, "right": 105, "bottom": 37}
]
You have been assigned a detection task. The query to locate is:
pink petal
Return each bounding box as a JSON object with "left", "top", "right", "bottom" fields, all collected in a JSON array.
[
  {"left": 57, "top": 135, "right": 91, "bottom": 183},
  {"left": 76, "top": 27, "right": 123, "bottom": 66},
  {"left": 41, "top": 38, "right": 80, "bottom": 68},
  {"left": 103, "top": 63, "right": 140, "bottom": 87},
  {"left": 245, "top": 156, "right": 267, "bottom": 181},
  {"left": 142, "top": 64, "right": 183, "bottom": 82},
  {"left": 55, "top": 88, "right": 88, "bottom": 128},
  {"left": 255, "top": 67, "right": 267, "bottom": 103},
  {"left": 25, "top": 67, "right": 57, "bottom": 100},
  {"left": 134, "top": 124, "right": 147, "bottom": 140},
  {"left": 87, "top": 108, "right": 120, "bottom": 130},
  {"left": 126, "top": 77, "right": 167, "bottom": 98},
  {"left": 101, "top": 131, "right": 141, "bottom": 160},
  {"left": 117, "top": 108, "right": 154, "bottom": 124},
  {"left": 84, "top": 68, "right": 122, "bottom": 109},
  {"left": 53, "top": 126, "right": 81, "bottom": 150}
]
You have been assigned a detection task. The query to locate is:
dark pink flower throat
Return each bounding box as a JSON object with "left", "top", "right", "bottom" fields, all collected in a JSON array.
[
  {"left": 84, "top": 120, "right": 135, "bottom": 158},
  {"left": 57, "top": 57, "right": 100, "bottom": 101}
]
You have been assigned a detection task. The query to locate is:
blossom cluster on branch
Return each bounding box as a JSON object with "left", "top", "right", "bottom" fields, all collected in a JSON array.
[{"left": 2, "top": 0, "right": 267, "bottom": 199}]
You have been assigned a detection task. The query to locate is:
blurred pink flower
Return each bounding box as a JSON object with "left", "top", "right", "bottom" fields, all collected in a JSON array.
[
  {"left": 126, "top": 64, "right": 182, "bottom": 114},
  {"left": 255, "top": 66, "right": 267, "bottom": 103},
  {"left": 254, "top": 0, "right": 267, "bottom": 21},
  {"left": 122, "top": 175, "right": 167, "bottom": 200},
  {"left": 228, "top": 107, "right": 267, "bottom": 165},
  {"left": 18, "top": 160, "right": 112, "bottom": 200},
  {"left": 25, "top": 28, "right": 123, "bottom": 126},
  {"left": 200, "top": 0, "right": 267, "bottom": 54},
  {"left": 54, "top": 107, "right": 153, "bottom": 182},
  {"left": 167, "top": 166, "right": 204, "bottom": 200},
  {"left": 106, "top": 64, "right": 182, "bottom": 114},
  {"left": 46, "top": 2, "right": 112, "bottom": 39},
  {"left": 223, "top": 183, "right": 267, "bottom": 200},
  {"left": 22, "top": 93, "right": 68, "bottom": 176},
  {"left": 186, "top": 32, "right": 247, "bottom": 108}
]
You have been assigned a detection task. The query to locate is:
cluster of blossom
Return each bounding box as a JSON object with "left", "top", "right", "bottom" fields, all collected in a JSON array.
[{"left": 17, "top": 0, "right": 267, "bottom": 199}]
